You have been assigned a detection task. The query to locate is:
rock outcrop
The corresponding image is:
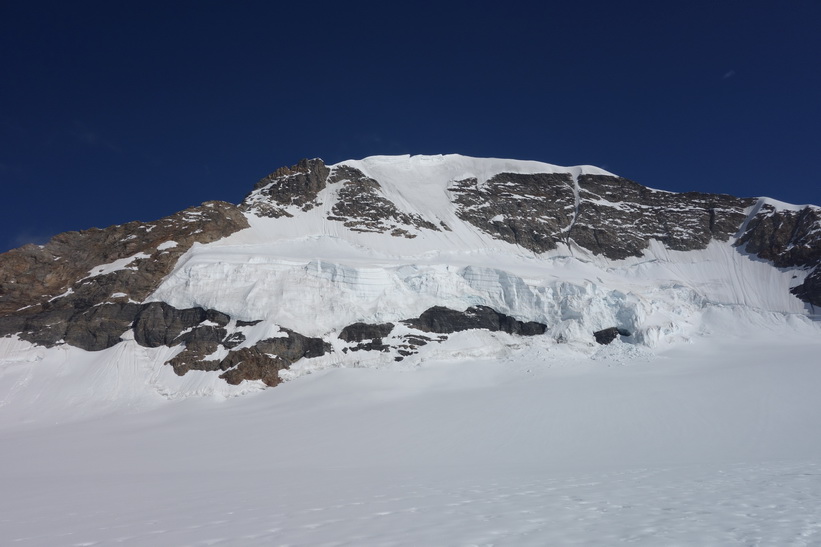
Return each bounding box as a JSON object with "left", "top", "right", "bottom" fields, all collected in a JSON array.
[
  {"left": 404, "top": 305, "right": 547, "bottom": 336},
  {"left": 339, "top": 322, "right": 395, "bottom": 342},
  {"left": 593, "top": 327, "right": 632, "bottom": 345},
  {"left": 327, "top": 166, "right": 439, "bottom": 236},
  {"left": 339, "top": 322, "right": 395, "bottom": 353},
  {"left": 0, "top": 201, "right": 249, "bottom": 349},
  {"left": 572, "top": 175, "right": 755, "bottom": 259},
  {"left": 241, "top": 158, "right": 330, "bottom": 218},
  {"left": 735, "top": 203, "right": 821, "bottom": 307},
  {"left": 451, "top": 172, "right": 755, "bottom": 260},
  {"left": 337, "top": 307, "right": 546, "bottom": 361},
  {"left": 167, "top": 327, "right": 330, "bottom": 387},
  {"left": 133, "top": 302, "right": 230, "bottom": 348},
  {"left": 450, "top": 173, "right": 576, "bottom": 254}
]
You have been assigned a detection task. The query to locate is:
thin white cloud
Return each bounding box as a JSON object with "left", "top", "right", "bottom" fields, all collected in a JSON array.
[{"left": 722, "top": 70, "right": 736, "bottom": 80}]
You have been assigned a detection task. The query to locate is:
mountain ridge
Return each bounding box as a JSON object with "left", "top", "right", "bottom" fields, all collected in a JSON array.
[{"left": 1, "top": 154, "right": 820, "bottom": 391}]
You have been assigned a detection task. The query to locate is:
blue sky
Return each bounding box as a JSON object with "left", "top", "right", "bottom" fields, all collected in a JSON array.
[{"left": 2, "top": 1, "right": 820, "bottom": 252}]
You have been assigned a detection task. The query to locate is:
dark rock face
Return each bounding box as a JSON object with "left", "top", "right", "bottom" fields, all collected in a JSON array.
[
  {"left": 735, "top": 204, "right": 821, "bottom": 307},
  {"left": 166, "top": 345, "right": 224, "bottom": 376},
  {"left": 236, "top": 319, "right": 262, "bottom": 327},
  {"left": 338, "top": 307, "right": 544, "bottom": 361},
  {"left": 339, "top": 322, "right": 395, "bottom": 342},
  {"left": 339, "top": 322, "right": 395, "bottom": 353},
  {"left": 327, "top": 166, "right": 439, "bottom": 236},
  {"left": 3, "top": 302, "right": 147, "bottom": 352},
  {"left": 572, "top": 176, "right": 754, "bottom": 259},
  {"left": 451, "top": 172, "right": 755, "bottom": 260},
  {"left": 160, "top": 319, "right": 330, "bottom": 386},
  {"left": 254, "top": 329, "right": 330, "bottom": 361},
  {"left": 241, "top": 158, "right": 330, "bottom": 218},
  {"left": 217, "top": 330, "right": 330, "bottom": 386},
  {"left": 63, "top": 303, "right": 144, "bottom": 351},
  {"left": 0, "top": 201, "right": 249, "bottom": 348},
  {"left": 405, "top": 305, "right": 547, "bottom": 336},
  {"left": 134, "top": 302, "right": 211, "bottom": 348},
  {"left": 593, "top": 327, "right": 632, "bottom": 345},
  {"left": 451, "top": 173, "right": 577, "bottom": 253},
  {"left": 792, "top": 269, "right": 821, "bottom": 307},
  {"left": 218, "top": 347, "right": 288, "bottom": 386},
  {"left": 736, "top": 205, "right": 821, "bottom": 267}
]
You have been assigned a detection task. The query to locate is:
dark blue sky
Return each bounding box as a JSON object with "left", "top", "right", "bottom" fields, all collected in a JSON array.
[{"left": 2, "top": 1, "right": 820, "bottom": 252}]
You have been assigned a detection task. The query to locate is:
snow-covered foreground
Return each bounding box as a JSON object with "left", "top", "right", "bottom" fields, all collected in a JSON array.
[{"left": 2, "top": 310, "right": 821, "bottom": 546}]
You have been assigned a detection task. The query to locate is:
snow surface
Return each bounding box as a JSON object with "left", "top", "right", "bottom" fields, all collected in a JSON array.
[
  {"left": 2, "top": 311, "right": 821, "bottom": 545},
  {"left": 337, "top": 154, "right": 614, "bottom": 229},
  {"left": 84, "top": 252, "right": 150, "bottom": 279},
  {"left": 157, "top": 240, "right": 178, "bottom": 251},
  {"left": 3, "top": 154, "right": 821, "bottom": 545}
]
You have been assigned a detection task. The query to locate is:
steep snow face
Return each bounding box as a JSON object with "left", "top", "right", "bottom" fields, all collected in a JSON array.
[
  {"left": 337, "top": 154, "right": 614, "bottom": 225},
  {"left": 344, "top": 153, "right": 616, "bottom": 182}
]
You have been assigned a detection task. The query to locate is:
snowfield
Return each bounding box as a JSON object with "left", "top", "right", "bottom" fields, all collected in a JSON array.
[
  {"left": 2, "top": 310, "right": 821, "bottom": 545},
  {"left": 2, "top": 154, "right": 821, "bottom": 545}
]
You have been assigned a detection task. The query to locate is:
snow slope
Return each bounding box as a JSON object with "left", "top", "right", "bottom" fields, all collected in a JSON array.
[{"left": 2, "top": 311, "right": 821, "bottom": 545}]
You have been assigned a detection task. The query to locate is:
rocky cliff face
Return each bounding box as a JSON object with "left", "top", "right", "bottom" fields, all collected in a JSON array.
[
  {"left": 244, "top": 160, "right": 441, "bottom": 237},
  {"left": 2, "top": 155, "right": 820, "bottom": 389},
  {"left": 404, "top": 305, "right": 547, "bottom": 336},
  {"left": 572, "top": 175, "right": 755, "bottom": 259},
  {"left": 735, "top": 203, "right": 821, "bottom": 306},
  {"left": 451, "top": 172, "right": 577, "bottom": 254},
  {"left": 241, "top": 158, "right": 330, "bottom": 218},
  {"left": 452, "top": 172, "right": 756, "bottom": 260},
  {"left": 0, "top": 201, "right": 249, "bottom": 350},
  {"left": 327, "top": 165, "right": 440, "bottom": 236}
]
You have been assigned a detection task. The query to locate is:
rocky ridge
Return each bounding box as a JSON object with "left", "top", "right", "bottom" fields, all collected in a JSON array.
[
  {"left": 0, "top": 201, "right": 249, "bottom": 350},
  {"left": 451, "top": 172, "right": 756, "bottom": 260},
  {"left": 734, "top": 203, "right": 821, "bottom": 306},
  {"left": 241, "top": 158, "right": 330, "bottom": 218},
  {"left": 450, "top": 172, "right": 577, "bottom": 254},
  {"left": 573, "top": 175, "right": 755, "bottom": 259},
  {"left": 243, "top": 160, "right": 441, "bottom": 237},
  {"left": 327, "top": 165, "right": 440, "bottom": 237}
]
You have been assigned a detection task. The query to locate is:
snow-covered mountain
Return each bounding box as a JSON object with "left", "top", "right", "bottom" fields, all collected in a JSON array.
[
  {"left": 1, "top": 154, "right": 820, "bottom": 398},
  {"left": 4, "top": 154, "right": 821, "bottom": 546}
]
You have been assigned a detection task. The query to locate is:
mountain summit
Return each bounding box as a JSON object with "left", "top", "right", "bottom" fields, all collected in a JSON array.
[{"left": 1, "top": 154, "right": 820, "bottom": 393}]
